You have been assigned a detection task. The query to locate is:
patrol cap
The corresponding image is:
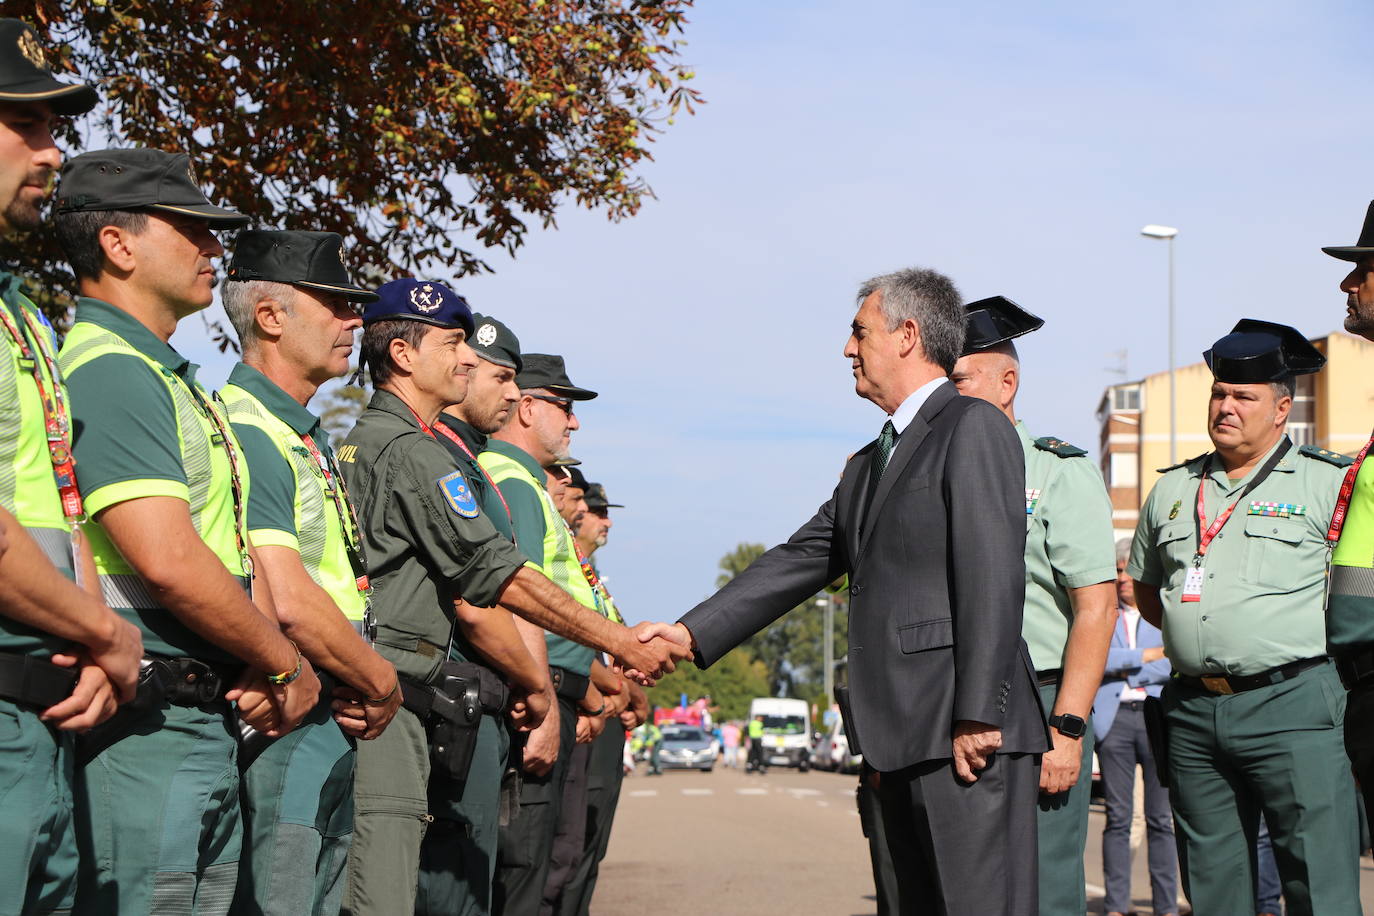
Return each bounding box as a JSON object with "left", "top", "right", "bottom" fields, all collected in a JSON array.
[
  {"left": 0, "top": 20, "right": 97, "bottom": 116},
  {"left": 517, "top": 353, "right": 597, "bottom": 400},
  {"left": 227, "top": 230, "right": 377, "bottom": 303},
  {"left": 1322, "top": 200, "right": 1374, "bottom": 263},
  {"left": 585, "top": 483, "right": 623, "bottom": 511},
  {"left": 362, "top": 278, "right": 474, "bottom": 337},
  {"left": 469, "top": 312, "right": 522, "bottom": 372},
  {"left": 565, "top": 466, "right": 590, "bottom": 491},
  {"left": 961, "top": 296, "right": 1044, "bottom": 356},
  {"left": 55, "top": 148, "right": 248, "bottom": 226},
  {"left": 1203, "top": 319, "right": 1326, "bottom": 383},
  {"left": 551, "top": 455, "right": 582, "bottom": 467}
]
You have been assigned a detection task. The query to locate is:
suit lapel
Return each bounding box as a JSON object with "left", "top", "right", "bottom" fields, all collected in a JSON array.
[{"left": 838, "top": 449, "right": 870, "bottom": 564}]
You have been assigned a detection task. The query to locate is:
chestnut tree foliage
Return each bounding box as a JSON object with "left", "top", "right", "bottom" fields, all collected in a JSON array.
[{"left": 4, "top": 0, "right": 701, "bottom": 322}]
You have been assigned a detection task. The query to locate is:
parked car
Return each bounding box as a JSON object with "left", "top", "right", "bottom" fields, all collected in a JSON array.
[
  {"left": 657, "top": 726, "right": 716, "bottom": 772},
  {"left": 811, "top": 717, "right": 861, "bottom": 773}
]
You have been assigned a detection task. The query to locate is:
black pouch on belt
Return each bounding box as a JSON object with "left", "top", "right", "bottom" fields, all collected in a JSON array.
[
  {"left": 402, "top": 661, "right": 509, "bottom": 785},
  {"left": 1143, "top": 695, "right": 1170, "bottom": 788}
]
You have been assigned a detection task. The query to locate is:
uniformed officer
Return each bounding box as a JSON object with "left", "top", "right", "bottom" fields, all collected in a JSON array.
[
  {"left": 217, "top": 229, "right": 402, "bottom": 915},
  {"left": 1128, "top": 320, "right": 1361, "bottom": 916},
  {"left": 52, "top": 149, "right": 322, "bottom": 913},
  {"left": 337, "top": 283, "right": 681, "bottom": 915},
  {"left": 479, "top": 354, "right": 614, "bottom": 915},
  {"left": 0, "top": 23, "right": 144, "bottom": 916},
  {"left": 949, "top": 295, "right": 1118, "bottom": 916},
  {"left": 1322, "top": 203, "right": 1374, "bottom": 833}
]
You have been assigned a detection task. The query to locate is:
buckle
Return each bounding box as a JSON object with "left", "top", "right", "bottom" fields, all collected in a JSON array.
[{"left": 1200, "top": 675, "right": 1234, "bottom": 695}]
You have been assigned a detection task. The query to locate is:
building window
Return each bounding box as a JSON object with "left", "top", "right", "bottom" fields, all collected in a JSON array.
[
  {"left": 1111, "top": 386, "right": 1141, "bottom": 412},
  {"left": 1110, "top": 452, "right": 1138, "bottom": 489}
]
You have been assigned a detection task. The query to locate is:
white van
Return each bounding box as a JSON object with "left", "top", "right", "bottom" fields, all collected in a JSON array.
[{"left": 748, "top": 697, "right": 811, "bottom": 770}]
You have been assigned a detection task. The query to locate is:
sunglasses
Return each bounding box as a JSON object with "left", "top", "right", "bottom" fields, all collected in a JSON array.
[{"left": 528, "top": 394, "right": 575, "bottom": 416}]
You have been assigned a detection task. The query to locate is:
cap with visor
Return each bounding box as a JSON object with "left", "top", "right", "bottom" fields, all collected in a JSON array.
[
  {"left": 0, "top": 20, "right": 97, "bottom": 116},
  {"left": 56, "top": 148, "right": 248, "bottom": 226},
  {"left": 227, "top": 230, "right": 377, "bottom": 303}
]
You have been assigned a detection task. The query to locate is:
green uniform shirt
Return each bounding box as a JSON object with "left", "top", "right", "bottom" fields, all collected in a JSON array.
[
  {"left": 0, "top": 273, "right": 75, "bottom": 654},
  {"left": 1017, "top": 422, "right": 1117, "bottom": 672},
  {"left": 1127, "top": 436, "right": 1343, "bottom": 677},
  {"left": 1326, "top": 440, "right": 1374, "bottom": 654},
  {"left": 336, "top": 389, "right": 529, "bottom": 685},
  {"left": 433, "top": 413, "right": 515, "bottom": 543},
  {"left": 61, "top": 298, "right": 251, "bottom": 662},
  {"left": 479, "top": 439, "right": 599, "bottom": 676},
  {"left": 221, "top": 363, "right": 366, "bottom": 622}
]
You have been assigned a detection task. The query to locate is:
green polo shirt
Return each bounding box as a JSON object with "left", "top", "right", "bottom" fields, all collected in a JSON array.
[
  {"left": 1018, "top": 422, "right": 1117, "bottom": 672},
  {"left": 1128, "top": 435, "right": 1343, "bottom": 677},
  {"left": 476, "top": 439, "right": 546, "bottom": 564}
]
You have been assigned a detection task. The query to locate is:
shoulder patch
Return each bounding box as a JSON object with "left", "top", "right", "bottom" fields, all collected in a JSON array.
[
  {"left": 1298, "top": 444, "right": 1356, "bottom": 468},
  {"left": 1156, "top": 452, "right": 1210, "bottom": 473},
  {"left": 438, "top": 470, "right": 481, "bottom": 518},
  {"left": 1033, "top": 436, "right": 1087, "bottom": 458}
]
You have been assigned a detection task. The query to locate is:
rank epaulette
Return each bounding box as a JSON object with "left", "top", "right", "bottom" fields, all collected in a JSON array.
[
  {"left": 1298, "top": 444, "right": 1355, "bottom": 468},
  {"left": 1156, "top": 452, "right": 1209, "bottom": 473},
  {"left": 1033, "top": 436, "right": 1087, "bottom": 458}
]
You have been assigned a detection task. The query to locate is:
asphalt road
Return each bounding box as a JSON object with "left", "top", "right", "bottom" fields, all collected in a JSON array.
[{"left": 591, "top": 762, "right": 1374, "bottom": 915}]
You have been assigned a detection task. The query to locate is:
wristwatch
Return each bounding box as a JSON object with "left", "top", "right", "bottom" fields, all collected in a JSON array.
[{"left": 1048, "top": 713, "right": 1087, "bottom": 739}]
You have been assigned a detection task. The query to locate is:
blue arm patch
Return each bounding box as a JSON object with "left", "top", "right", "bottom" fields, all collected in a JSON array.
[{"left": 439, "top": 470, "right": 481, "bottom": 518}]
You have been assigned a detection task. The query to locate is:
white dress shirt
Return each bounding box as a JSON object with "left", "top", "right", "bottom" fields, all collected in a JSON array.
[
  {"left": 1120, "top": 607, "right": 1148, "bottom": 702},
  {"left": 889, "top": 376, "right": 950, "bottom": 437}
]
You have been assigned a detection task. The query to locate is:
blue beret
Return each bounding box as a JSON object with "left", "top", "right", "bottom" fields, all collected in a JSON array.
[{"left": 363, "top": 278, "right": 474, "bottom": 337}]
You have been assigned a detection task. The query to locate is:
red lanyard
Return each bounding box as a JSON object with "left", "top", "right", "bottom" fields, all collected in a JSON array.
[
  {"left": 401, "top": 400, "right": 435, "bottom": 438},
  {"left": 1327, "top": 433, "right": 1374, "bottom": 546},
  {"left": 300, "top": 431, "right": 372, "bottom": 597},
  {"left": 432, "top": 419, "right": 514, "bottom": 524},
  {"left": 1194, "top": 440, "right": 1291, "bottom": 562},
  {"left": 0, "top": 303, "right": 83, "bottom": 526},
  {"left": 575, "top": 546, "right": 624, "bottom": 624}
]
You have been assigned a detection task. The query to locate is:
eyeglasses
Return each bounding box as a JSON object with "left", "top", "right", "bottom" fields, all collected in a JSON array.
[{"left": 528, "top": 394, "right": 575, "bottom": 416}]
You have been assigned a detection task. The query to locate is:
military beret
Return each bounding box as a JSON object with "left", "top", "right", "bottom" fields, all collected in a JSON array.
[
  {"left": 961, "top": 296, "right": 1044, "bottom": 356},
  {"left": 362, "top": 278, "right": 474, "bottom": 336},
  {"left": 0, "top": 20, "right": 96, "bottom": 116},
  {"left": 469, "top": 312, "right": 522, "bottom": 372},
  {"left": 1204, "top": 318, "right": 1325, "bottom": 384},
  {"left": 227, "top": 230, "right": 377, "bottom": 303},
  {"left": 56, "top": 148, "right": 248, "bottom": 226},
  {"left": 517, "top": 353, "right": 597, "bottom": 400},
  {"left": 585, "top": 483, "right": 623, "bottom": 511}
]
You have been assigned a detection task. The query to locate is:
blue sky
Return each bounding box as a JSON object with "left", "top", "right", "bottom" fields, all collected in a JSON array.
[{"left": 167, "top": 0, "right": 1374, "bottom": 623}]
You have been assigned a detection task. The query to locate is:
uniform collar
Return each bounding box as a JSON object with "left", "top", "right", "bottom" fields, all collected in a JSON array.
[
  {"left": 74, "top": 296, "right": 195, "bottom": 379},
  {"left": 1015, "top": 419, "right": 1034, "bottom": 448},
  {"left": 484, "top": 438, "right": 547, "bottom": 487},
  {"left": 367, "top": 387, "right": 427, "bottom": 430},
  {"left": 226, "top": 362, "right": 322, "bottom": 438},
  {"left": 435, "top": 413, "right": 487, "bottom": 455}
]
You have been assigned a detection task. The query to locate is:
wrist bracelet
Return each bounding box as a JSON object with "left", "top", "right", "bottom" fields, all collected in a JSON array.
[
  {"left": 364, "top": 681, "right": 399, "bottom": 706},
  {"left": 267, "top": 642, "right": 303, "bottom": 685}
]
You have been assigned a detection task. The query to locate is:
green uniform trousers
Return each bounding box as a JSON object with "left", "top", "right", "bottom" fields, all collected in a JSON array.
[
  {"left": 0, "top": 699, "right": 77, "bottom": 916},
  {"left": 74, "top": 701, "right": 242, "bottom": 915},
  {"left": 1036, "top": 682, "right": 1094, "bottom": 916},
  {"left": 232, "top": 701, "right": 355, "bottom": 916},
  {"left": 340, "top": 706, "right": 430, "bottom": 915},
  {"left": 1164, "top": 662, "right": 1361, "bottom": 916},
  {"left": 416, "top": 714, "right": 509, "bottom": 916},
  {"left": 556, "top": 724, "right": 626, "bottom": 916}
]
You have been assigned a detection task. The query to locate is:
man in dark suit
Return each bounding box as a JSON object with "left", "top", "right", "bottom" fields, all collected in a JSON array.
[{"left": 642, "top": 267, "right": 1049, "bottom": 915}]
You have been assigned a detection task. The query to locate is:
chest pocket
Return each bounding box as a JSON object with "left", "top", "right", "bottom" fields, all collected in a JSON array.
[
  {"left": 1154, "top": 520, "right": 1194, "bottom": 588},
  {"left": 1242, "top": 514, "right": 1309, "bottom": 591}
]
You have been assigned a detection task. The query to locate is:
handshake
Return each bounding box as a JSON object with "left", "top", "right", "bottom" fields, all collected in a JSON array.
[{"left": 613, "top": 621, "right": 696, "bottom": 687}]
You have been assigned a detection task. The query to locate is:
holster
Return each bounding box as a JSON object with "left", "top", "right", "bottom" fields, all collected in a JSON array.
[
  {"left": 401, "top": 661, "right": 508, "bottom": 785},
  {"left": 1143, "top": 695, "right": 1169, "bottom": 788},
  {"left": 549, "top": 666, "right": 590, "bottom": 703}
]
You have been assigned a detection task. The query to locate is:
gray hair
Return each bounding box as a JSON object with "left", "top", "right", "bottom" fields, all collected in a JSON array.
[
  {"left": 855, "top": 268, "right": 965, "bottom": 373},
  {"left": 221, "top": 279, "right": 297, "bottom": 352},
  {"left": 1115, "top": 537, "right": 1132, "bottom": 566}
]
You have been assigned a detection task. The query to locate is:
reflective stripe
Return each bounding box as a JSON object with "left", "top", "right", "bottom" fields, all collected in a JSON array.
[
  {"left": 102, "top": 572, "right": 250, "bottom": 610},
  {"left": 26, "top": 525, "right": 73, "bottom": 575},
  {"left": 1331, "top": 564, "right": 1374, "bottom": 599}
]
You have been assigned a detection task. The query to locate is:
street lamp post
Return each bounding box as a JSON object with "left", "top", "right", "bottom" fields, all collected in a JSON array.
[
  {"left": 1141, "top": 225, "right": 1179, "bottom": 464},
  {"left": 819, "top": 594, "right": 834, "bottom": 705}
]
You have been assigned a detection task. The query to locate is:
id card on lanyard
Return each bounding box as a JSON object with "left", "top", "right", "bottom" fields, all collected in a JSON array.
[{"left": 1185, "top": 440, "right": 1292, "bottom": 602}]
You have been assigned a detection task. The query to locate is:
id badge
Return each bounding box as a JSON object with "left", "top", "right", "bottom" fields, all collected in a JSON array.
[{"left": 1181, "top": 564, "right": 1205, "bottom": 602}]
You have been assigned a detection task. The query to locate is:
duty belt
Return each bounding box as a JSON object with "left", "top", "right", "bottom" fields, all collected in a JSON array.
[
  {"left": 0, "top": 651, "right": 78, "bottom": 709},
  {"left": 1176, "top": 656, "right": 1328, "bottom": 696},
  {"left": 550, "top": 665, "right": 590, "bottom": 702},
  {"left": 138, "top": 654, "right": 242, "bottom": 707},
  {"left": 1036, "top": 668, "right": 1063, "bottom": 688},
  {"left": 400, "top": 660, "right": 509, "bottom": 725}
]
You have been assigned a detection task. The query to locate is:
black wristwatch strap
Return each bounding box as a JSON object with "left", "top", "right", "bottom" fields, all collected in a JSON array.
[{"left": 1048, "top": 713, "right": 1086, "bottom": 739}]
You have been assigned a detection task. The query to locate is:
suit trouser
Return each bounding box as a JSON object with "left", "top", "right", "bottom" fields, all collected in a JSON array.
[
  {"left": 1164, "top": 663, "right": 1361, "bottom": 916},
  {"left": 232, "top": 701, "right": 356, "bottom": 916},
  {"left": 74, "top": 702, "right": 242, "bottom": 916},
  {"left": 541, "top": 740, "right": 592, "bottom": 915},
  {"left": 877, "top": 751, "right": 1039, "bottom": 916},
  {"left": 0, "top": 699, "right": 77, "bottom": 916},
  {"left": 558, "top": 724, "right": 627, "bottom": 916},
  {"left": 1035, "top": 682, "right": 1094, "bottom": 916},
  {"left": 857, "top": 768, "right": 899, "bottom": 916},
  {"left": 1096, "top": 702, "right": 1176, "bottom": 915},
  {"left": 493, "top": 695, "right": 578, "bottom": 916},
  {"left": 416, "top": 714, "right": 509, "bottom": 916}
]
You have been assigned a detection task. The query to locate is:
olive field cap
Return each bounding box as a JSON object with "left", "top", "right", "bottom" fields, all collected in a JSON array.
[
  {"left": 55, "top": 149, "right": 248, "bottom": 226},
  {"left": 551, "top": 456, "right": 582, "bottom": 467},
  {"left": 227, "top": 230, "right": 377, "bottom": 303},
  {"left": 565, "top": 465, "right": 590, "bottom": 491},
  {"left": 0, "top": 20, "right": 96, "bottom": 115},
  {"left": 961, "top": 296, "right": 1044, "bottom": 356},
  {"left": 1203, "top": 319, "right": 1326, "bottom": 384},
  {"left": 1322, "top": 200, "right": 1374, "bottom": 263},
  {"left": 469, "top": 312, "right": 523, "bottom": 372},
  {"left": 516, "top": 353, "right": 597, "bottom": 400},
  {"left": 584, "top": 483, "right": 623, "bottom": 511},
  {"left": 361, "top": 278, "right": 474, "bottom": 336}
]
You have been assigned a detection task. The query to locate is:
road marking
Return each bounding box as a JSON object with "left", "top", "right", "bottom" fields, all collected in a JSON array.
[
  {"left": 681, "top": 788, "right": 713, "bottom": 796},
  {"left": 736, "top": 788, "right": 768, "bottom": 796},
  {"left": 816, "top": 800, "right": 829, "bottom": 807},
  {"left": 787, "top": 788, "right": 821, "bottom": 797},
  {"left": 628, "top": 790, "right": 658, "bottom": 798}
]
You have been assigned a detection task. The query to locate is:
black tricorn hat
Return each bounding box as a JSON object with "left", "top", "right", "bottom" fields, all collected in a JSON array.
[
  {"left": 227, "top": 230, "right": 377, "bottom": 303},
  {"left": 1322, "top": 200, "right": 1374, "bottom": 263},
  {"left": 0, "top": 20, "right": 97, "bottom": 116},
  {"left": 961, "top": 296, "right": 1045, "bottom": 356},
  {"left": 1203, "top": 319, "right": 1326, "bottom": 383}
]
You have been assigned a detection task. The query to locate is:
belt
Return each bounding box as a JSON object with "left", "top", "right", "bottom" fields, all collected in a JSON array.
[
  {"left": 400, "top": 661, "right": 508, "bottom": 725},
  {"left": 143, "top": 655, "right": 242, "bottom": 707},
  {"left": 0, "top": 651, "right": 78, "bottom": 709},
  {"left": 1036, "top": 668, "right": 1062, "bottom": 688},
  {"left": 1176, "top": 656, "right": 1329, "bottom": 696},
  {"left": 1118, "top": 699, "right": 1148, "bottom": 711},
  {"left": 1336, "top": 647, "right": 1374, "bottom": 690},
  {"left": 550, "top": 666, "right": 590, "bottom": 702}
]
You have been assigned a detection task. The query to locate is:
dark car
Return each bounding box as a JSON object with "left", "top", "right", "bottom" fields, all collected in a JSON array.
[{"left": 657, "top": 726, "right": 716, "bottom": 772}]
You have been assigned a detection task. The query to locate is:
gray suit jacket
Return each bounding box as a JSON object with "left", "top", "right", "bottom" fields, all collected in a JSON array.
[{"left": 681, "top": 382, "right": 1049, "bottom": 772}]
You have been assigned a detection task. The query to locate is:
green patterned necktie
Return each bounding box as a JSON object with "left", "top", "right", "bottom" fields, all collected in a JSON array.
[{"left": 865, "top": 420, "right": 897, "bottom": 514}]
